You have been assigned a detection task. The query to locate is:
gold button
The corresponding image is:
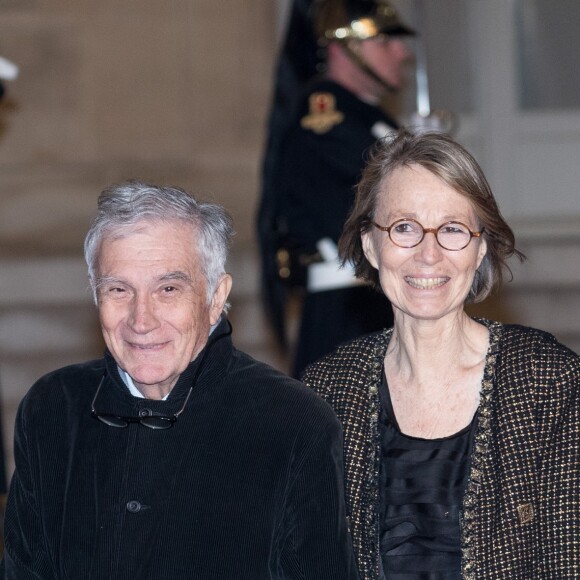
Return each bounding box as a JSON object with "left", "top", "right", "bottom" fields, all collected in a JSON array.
[{"left": 517, "top": 503, "right": 534, "bottom": 525}]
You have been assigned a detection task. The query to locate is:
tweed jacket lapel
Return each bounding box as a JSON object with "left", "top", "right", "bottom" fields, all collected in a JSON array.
[
  {"left": 304, "top": 320, "right": 580, "bottom": 578},
  {"left": 304, "top": 330, "right": 391, "bottom": 579}
]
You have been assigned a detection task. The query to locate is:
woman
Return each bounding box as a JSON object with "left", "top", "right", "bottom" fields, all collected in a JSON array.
[{"left": 302, "top": 130, "right": 580, "bottom": 579}]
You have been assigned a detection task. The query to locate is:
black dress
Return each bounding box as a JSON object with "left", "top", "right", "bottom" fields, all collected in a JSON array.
[{"left": 378, "top": 373, "right": 477, "bottom": 579}]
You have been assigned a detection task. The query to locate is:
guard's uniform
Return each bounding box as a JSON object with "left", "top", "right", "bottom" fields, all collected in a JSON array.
[{"left": 275, "top": 79, "right": 395, "bottom": 376}]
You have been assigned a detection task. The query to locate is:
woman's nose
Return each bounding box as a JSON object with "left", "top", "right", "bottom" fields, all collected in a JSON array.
[{"left": 416, "top": 231, "right": 443, "bottom": 263}]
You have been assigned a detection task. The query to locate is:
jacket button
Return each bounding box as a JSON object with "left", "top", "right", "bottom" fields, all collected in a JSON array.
[{"left": 126, "top": 500, "right": 142, "bottom": 513}]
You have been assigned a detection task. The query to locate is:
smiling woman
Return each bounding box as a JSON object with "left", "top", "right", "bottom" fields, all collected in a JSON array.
[
  {"left": 361, "top": 164, "right": 488, "bottom": 326},
  {"left": 302, "top": 130, "right": 580, "bottom": 579}
]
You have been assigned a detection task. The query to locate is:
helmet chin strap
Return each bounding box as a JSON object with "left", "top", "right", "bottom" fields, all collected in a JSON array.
[{"left": 342, "top": 40, "right": 398, "bottom": 94}]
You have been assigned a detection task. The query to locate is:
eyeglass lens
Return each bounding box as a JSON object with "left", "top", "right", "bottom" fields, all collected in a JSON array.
[
  {"left": 389, "top": 220, "right": 473, "bottom": 250},
  {"left": 91, "top": 380, "right": 191, "bottom": 430},
  {"left": 94, "top": 413, "right": 175, "bottom": 430}
]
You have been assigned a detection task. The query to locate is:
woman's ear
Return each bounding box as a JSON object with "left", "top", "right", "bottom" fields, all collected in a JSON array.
[
  {"left": 362, "top": 230, "right": 379, "bottom": 270},
  {"left": 476, "top": 236, "right": 487, "bottom": 269}
]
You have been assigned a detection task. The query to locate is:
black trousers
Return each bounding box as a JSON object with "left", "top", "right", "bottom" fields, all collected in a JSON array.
[{"left": 292, "top": 285, "right": 393, "bottom": 378}]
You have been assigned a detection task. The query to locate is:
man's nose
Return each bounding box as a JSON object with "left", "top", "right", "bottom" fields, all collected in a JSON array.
[
  {"left": 393, "top": 38, "right": 413, "bottom": 60},
  {"left": 128, "top": 294, "right": 160, "bottom": 333}
]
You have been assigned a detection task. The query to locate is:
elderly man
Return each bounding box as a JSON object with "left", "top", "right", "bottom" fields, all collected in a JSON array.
[{"left": 1, "top": 181, "right": 358, "bottom": 579}]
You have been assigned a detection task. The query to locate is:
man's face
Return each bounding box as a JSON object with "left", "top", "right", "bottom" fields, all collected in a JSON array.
[
  {"left": 95, "top": 220, "right": 231, "bottom": 398},
  {"left": 358, "top": 35, "right": 413, "bottom": 93}
]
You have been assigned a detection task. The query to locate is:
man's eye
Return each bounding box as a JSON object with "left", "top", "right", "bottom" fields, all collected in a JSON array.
[{"left": 100, "top": 286, "right": 127, "bottom": 299}]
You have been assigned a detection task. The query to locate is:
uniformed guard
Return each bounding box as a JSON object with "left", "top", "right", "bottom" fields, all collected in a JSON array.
[
  {"left": 258, "top": 0, "right": 415, "bottom": 377},
  {"left": 257, "top": 0, "right": 320, "bottom": 349}
]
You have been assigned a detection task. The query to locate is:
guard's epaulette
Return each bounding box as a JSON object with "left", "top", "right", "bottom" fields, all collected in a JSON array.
[{"left": 300, "top": 92, "right": 344, "bottom": 134}]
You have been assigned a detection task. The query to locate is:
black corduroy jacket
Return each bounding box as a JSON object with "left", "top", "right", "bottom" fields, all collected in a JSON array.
[
  {"left": 2, "top": 319, "right": 359, "bottom": 579},
  {"left": 303, "top": 319, "right": 580, "bottom": 579}
]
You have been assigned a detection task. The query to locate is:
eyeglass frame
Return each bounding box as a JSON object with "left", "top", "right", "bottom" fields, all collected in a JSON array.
[
  {"left": 91, "top": 376, "right": 193, "bottom": 430},
  {"left": 370, "top": 218, "right": 484, "bottom": 251}
]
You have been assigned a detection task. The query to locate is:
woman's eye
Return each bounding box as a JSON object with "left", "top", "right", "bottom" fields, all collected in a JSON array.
[
  {"left": 442, "top": 225, "right": 466, "bottom": 234},
  {"left": 394, "top": 222, "right": 414, "bottom": 233}
]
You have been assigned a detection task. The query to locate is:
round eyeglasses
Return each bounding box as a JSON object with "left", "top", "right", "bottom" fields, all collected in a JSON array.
[
  {"left": 91, "top": 376, "right": 192, "bottom": 429},
  {"left": 371, "top": 218, "right": 484, "bottom": 251}
]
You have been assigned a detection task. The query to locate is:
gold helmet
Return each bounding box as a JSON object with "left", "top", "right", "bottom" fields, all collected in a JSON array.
[{"left": 314, "top": 0, "right": 414, "bottom": 43}]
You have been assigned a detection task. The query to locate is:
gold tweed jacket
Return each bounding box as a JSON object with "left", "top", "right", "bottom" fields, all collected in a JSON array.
[{"left": 302, "top": 319, "right": 580, "bottom": 579}]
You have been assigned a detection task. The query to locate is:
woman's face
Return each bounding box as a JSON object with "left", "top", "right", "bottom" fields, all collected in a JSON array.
[{"left": 362, "top": 164, "right": 487, "bottom": 323}]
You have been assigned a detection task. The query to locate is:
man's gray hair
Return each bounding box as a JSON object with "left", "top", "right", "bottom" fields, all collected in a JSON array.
[{"left": 84, "top": 180, "right": 234, "bottom": 304}]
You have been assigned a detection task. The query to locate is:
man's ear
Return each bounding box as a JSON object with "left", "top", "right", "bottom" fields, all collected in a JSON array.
[
  {"left": 209, "top": 274, "right": 233, "bottom": 325},
  {"left": 362, "top": 231, "right": 379, "bottom": 270}
]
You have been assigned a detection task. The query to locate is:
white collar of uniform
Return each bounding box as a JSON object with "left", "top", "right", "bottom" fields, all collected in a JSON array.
[{"left": 371, "top": 121, "right": 396, "bottom": 140}]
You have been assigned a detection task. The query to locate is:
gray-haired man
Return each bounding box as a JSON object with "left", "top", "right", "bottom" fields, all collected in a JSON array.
[{"left": 1, "top": 181, "right": 358, "bottom": 579}]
